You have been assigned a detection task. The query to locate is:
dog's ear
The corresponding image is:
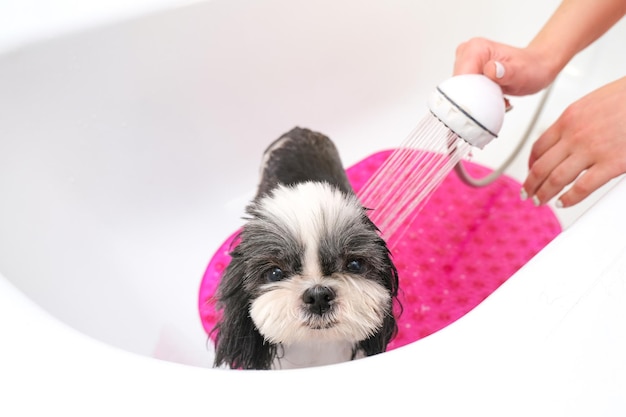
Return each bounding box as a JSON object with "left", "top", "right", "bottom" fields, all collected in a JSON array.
[
  {"left": 212, "top": 248, "right": 277, "bottom": 370},
  {"left": 357, "top": 312, "right": 397, "bottom": 356},
  {"left": 357, "top": 237, "right": 400, "bottom": 357}
]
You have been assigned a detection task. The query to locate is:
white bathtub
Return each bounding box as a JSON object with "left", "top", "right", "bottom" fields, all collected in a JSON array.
[{"left": 1, "top": 0, "right": 625, "bottom": 415}]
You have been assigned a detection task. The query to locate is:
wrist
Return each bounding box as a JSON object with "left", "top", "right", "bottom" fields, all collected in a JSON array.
[{"left": 525, "top": 40, "right": 569, "bottom": 87}]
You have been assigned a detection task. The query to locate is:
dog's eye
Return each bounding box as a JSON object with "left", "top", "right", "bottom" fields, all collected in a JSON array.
[
  {"left": 264, "top": 266, "right": 284, "bottom": 282},
  {"left": 346, "top": 258, "right": 365, "bottom": 273}
]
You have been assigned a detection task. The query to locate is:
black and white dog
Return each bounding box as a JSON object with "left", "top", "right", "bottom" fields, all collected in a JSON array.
[{"left": 212, "top": 127, "right": 399, "bottom": 370}]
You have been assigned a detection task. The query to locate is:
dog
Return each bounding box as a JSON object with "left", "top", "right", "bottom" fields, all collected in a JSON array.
[{"left": 211, "top": 127, "right": 399, "bottom": 370}]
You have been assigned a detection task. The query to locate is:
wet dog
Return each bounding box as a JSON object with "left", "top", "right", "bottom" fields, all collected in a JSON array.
[{"left": 211, "top": 127, "right": 398, "bottom": 369}]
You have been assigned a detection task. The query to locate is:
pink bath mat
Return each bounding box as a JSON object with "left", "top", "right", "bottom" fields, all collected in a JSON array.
[{"left": 199, "top": 150, "right": 561, "bottom": 350}]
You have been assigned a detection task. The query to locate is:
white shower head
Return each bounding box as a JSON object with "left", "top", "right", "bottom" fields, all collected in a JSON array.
[{"left": 427, "top": 74, "right": 505, "bottom": 149}]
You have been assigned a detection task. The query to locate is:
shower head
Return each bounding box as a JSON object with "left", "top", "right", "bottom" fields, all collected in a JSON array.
[{"left": 428, "top": 74, "right": 505, "bottom": 149}]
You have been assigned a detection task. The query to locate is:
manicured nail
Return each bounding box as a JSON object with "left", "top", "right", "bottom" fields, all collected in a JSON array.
[
  {"left": 520, "top": 187, "right": 528, "bottom": 201},
  {"left": 532, "top": 195, "right": 541, "bottom": 207},
  {"left": 555, "top": 199, "right": 564, "bottom": 209},
  {"left": 494, "top": 61, "right": 505, "bottom": 79}
]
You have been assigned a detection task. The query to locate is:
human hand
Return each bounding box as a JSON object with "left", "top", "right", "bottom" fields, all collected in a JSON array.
[
  {"left": 454, "top": 37, "right": 558, "bottom": 96},
  {"left": 521, "top": 76, "right": 626, "bottom": 208}
]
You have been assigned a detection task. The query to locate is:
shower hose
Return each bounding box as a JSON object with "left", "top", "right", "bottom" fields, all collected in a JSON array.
[{"left": 454, "top": 83, "right": 555, "bottom": 187}]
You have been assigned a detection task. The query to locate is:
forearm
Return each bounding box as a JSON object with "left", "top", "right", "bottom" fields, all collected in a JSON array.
[{"left": 528, "top": 0, "right": 626, "bottom": 79}]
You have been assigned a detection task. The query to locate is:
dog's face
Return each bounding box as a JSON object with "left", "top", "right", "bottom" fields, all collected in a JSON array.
[
  {"left": 213, "top": 181, "right": 398, "bottom": 369},
  {"left": 247, "top": 182, "right": 393, "bottom": 345}
]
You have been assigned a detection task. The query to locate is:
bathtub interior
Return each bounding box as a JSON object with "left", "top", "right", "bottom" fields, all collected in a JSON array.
[{"left": 0, "top": 0, "right": 624, "bottom": 368}]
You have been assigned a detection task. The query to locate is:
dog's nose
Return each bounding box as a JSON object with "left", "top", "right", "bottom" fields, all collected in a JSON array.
[{"left": 302, "top": 286, "right": 336, "bottom": 315}]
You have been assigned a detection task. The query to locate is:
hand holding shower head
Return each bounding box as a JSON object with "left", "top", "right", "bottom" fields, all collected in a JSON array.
[
  {"left": 359, "top": 74, "right": 507, "bottom": 243},
  {"left": 359, "top": 73, "right": 552, "bottom": 243},
  {"left": 428, "top": 74, "right": 505, "bottom": 149},
  {"left": 429, "top": 74, "right": 554, "bottom": 187}
]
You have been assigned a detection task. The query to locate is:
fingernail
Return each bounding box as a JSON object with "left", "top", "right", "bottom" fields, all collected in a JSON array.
[
  {"left": 520, "top": 188, "right": 528, "bottom": 201},
  {"left": 494, "top": 61, "right": 505, "bottom": 79},
  {"left": 532, "top": 195, "right": 541, "bottom": 207},
  {"left": 555, "top": 199, "right": 564, "bottom": 209}
]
